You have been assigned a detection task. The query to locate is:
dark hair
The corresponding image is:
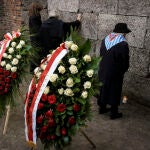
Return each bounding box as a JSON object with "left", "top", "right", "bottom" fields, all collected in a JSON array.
[{"left": 28, "top": 2, "right": 43, "bottom": 16}]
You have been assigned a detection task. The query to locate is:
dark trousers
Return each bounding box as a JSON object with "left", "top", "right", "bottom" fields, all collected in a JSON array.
[
  {"left": 110, "top": 105, "right": 118, "bottom": 115},
  {"left": 99, "top": 102, "right": 118, "bottom": 115}
]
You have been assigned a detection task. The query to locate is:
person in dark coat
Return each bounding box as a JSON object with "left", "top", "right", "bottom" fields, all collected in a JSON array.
[
  {"left": 98, "top": 23, "right": 131, "bottom": 119},
  {"left": 37, "top": 10, "right": 81, "bottom": 60},
  {"left": 28, "top": 1, "right": 43, "bottom": 47},
  {"left": 28, "top": 1, "right": 43, "bottom": 72}
]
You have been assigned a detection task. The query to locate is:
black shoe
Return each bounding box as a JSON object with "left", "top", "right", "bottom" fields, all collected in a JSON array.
[
  {"left": 110, "top": 112, "right": 123, "bottom": 119},
  {"left": 99, "top": 108, "right": 111, "bottom": 114}
]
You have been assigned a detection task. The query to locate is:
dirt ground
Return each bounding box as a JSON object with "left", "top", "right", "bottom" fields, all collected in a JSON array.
[{"left": 0, "top": 93, "right": 150, "bottom": 150}]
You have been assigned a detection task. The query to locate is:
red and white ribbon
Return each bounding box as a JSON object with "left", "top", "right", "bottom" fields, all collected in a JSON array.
[
  {"left": 25, "top": 43, "right": 68, "bottom": 147},
  {"left": 0, "top": 31, "right": 21, "bottom": 63}
]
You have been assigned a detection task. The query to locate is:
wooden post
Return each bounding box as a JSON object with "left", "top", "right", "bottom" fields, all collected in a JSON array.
[{"left": 3, "top": 105, "right": 11, "bottom": 135}]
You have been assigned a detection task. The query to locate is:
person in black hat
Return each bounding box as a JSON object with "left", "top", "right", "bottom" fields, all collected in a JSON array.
[{"left": 97, "top": 22, "right": 131, "bottom": 119}]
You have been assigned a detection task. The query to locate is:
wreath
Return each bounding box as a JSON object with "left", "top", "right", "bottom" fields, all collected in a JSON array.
[
  {"left": 0, "top": 28, "right": 32, "bottom": 116},
  {"left": 25, "top": 33, "right": 100, "bottom": 150}
]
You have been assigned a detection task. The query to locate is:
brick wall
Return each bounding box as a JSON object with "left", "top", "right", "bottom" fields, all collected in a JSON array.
[
  {"left": 0, "top": 0, "right": 22, "bottom": 38},
  {"left": 0, "top": 0, "right": 48, "bottom": 39},
  {"left": 0, "top": 0, "right": 4, "bottom": 39}
]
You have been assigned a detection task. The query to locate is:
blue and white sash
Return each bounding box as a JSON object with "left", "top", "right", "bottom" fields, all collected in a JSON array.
[{"left": 105, "top": 33, "right": 126, "bottom": 51}]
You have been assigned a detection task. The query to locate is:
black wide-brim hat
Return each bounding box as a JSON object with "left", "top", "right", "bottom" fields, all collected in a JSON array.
[{"left": 113, "top": 23, "right": 131, "bottom": 33}]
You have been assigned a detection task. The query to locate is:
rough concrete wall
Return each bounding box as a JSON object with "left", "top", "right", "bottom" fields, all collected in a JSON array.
[{"left": 47, "top": 0, "right": 150, "bottom": 105}]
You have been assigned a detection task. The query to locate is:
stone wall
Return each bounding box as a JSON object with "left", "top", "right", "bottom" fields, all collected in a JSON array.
[
  {"left": 47, "top": 0, "right": 150, "bottom": 106},
  {"left": 0, "top": 0, "right": 149, "bottom": 105}
]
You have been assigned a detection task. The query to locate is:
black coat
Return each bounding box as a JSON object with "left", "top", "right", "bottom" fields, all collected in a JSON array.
[
  {"left": 37, "top": 17, "right": 81, "bottom": 59},
  {"left": 29, "top": 15, "right": 42, "bottom": 47},
  {"left": 29, "top": 15, "right": 42, "bottom": 72},
  {"left": 98, "top": 40, "right": 129, "bottom": 105}
]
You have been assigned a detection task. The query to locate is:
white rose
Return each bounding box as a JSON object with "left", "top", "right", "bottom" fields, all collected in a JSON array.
[
  {"left": 6, "top": 64, "right": 12, "bottom": 70},
  {"left": 44, "top": 86, "right": 50, "bottom": 95},
  {"left": 71, "top": 44, "right": 78, "bottom": 51},
  {"left": 69, "top": 58, "right": 77, "bottom": 65},
  {"left": 12, "top": 58, "right": 19, "bottom": 65},
  {"left": 47, "top": 54, "right": 52, "bottom": 61},
  {"left": 65, "top": 41, "right": 73, "bottom": 49},
  {"left": 41, "top": 64, "right": 47, "bottom": 70},
  {"left": 47, "top": 54, "right": 52, "bottom": 57},
  {"left": 1, "top": 61, "right": 6, "bottom": 66},
  {"left": 86, "top": 69, "right": 94, "bottom": 77},
  {"left": 8, "top": 47, "right": 14, "bottom": 54},
  {"left": 58, "top": 65, "right": 66, "bottom": 74},
  {"left": 36, "top": 72, "right": 41, "bottom": 79},
  {"left": 64, "top": 88, "right": 74, "bottom": 96},
  {"left": 40, "top": 59, "right": 44, "bottom": 63},
  {"left": 69, "top": 65, "right": 78, "bottom": 74},
  {"left": 34, "top": 67, "right": 40, "bottom": 74},
  {"left": 81, "top": 91, "right": 88, "bottom": 99},
  {"left": 49, "top": 74, "right": 58, "bottom": 82},
  {"left": 83, "top": 55, "right": 91, "bottom": 62},
  {"left": 16, "top": 55, "right": 22, "bottom": 59},
  {"left": 19, "top": 40, "right": 25, "bottom": 46},
  {"left": 16, "top": 44, "right": 22, "bottom": 49},
  {"left": 66, "top": 78, "right": 74, "bottom": 87},
  {"left": 83, "top": 81, "right": 91, "bottom": 89},
  {"left": 11, "top": 42, "right": 16, "bottom": 47},
  {"left": 58, "top": 88, "right": 64, "bottom": 95},
  {"left": 7, "top": 55, "right": 12, "bottom": 59},
  {"left": 3, "top": 53, "right": 7, "bottom": 58},
  {"left": 11, "top": 66, "right": 17, "bottom": 72},
  {"left": 35, "top": 84, "right": 38, "bottom": 88}
]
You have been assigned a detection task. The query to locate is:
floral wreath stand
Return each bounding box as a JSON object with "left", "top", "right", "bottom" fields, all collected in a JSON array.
[
  {"left": 24, "top": 39, "right": 100, "bottom": 150},
  {"left": 0, "top": 29, "right": 32, "bottom": 135},
  {"left": 24, "top": 35, "right": 101, "bottom": 150}
]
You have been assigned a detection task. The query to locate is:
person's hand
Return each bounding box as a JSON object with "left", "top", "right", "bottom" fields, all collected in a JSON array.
[{"left": 77, "top": 13, "right": 81, "bottom": 21}]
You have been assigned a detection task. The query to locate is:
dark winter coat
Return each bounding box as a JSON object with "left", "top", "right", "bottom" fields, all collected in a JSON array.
[
  {"left": 29, "top": 15, "right": 42, "bottom": 47},
  {"left": 37, "top": 17, "right": 81, "bottom": 59},
  {"left": 98, "top": 40, "right": 129, "bottom": 105},
  {"left": 29, "top": 15, "right": 42, "bottom": 72}
]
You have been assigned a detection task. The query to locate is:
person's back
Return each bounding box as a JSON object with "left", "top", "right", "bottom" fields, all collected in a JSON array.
[
  {"left": 97, "top": 23, "right": 131, "bottom": 119},
  {"left": 38, "top": 17, "right": 64, "bottom": 57},
  {"left": 38, "top": 11, "right": 81, "bottom": 60},
  {"left": 99, "top": 39, "right": 129, "bottom": 82},
  {"left": 28, "top": 1, "right": 43, "bottom": 73},
  {"left": 28, "top": 2, "right": 43, "bottom": 47}
]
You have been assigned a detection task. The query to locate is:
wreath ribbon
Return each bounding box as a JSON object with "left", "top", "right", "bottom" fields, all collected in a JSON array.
[
  {"left": 25, "top": 43, "right": 69, "bottom": 147},
  {"left": 0, "top": 31, "right": 21, "bottom": 63}
]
